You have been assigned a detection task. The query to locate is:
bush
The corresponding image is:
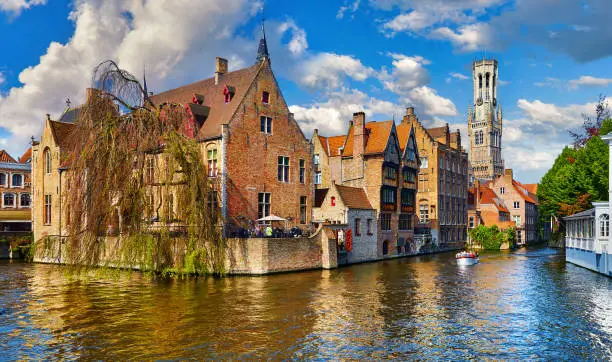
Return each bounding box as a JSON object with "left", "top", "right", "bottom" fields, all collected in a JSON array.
[{"left": 469, "top": 225, "right": 516, "bottom": 250}]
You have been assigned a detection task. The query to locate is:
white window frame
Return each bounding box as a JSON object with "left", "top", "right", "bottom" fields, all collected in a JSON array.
[
  {"left": 314, "top": 171, "right": 322, "bottom": 185},
  {"left": 0, "top": 172, "right": 7, "bottom": 187},
  {"left": 2, "top": 192, "right": 16, "bottom": 208},
  {"left": 19, "top": 193, "right": 31, "bottom": 208},
  {"left": 11, "top": 173, "right": 24, "bottom": 188},
  {"left": 260, "top": 115, "right": 272, "bottom": 134}
]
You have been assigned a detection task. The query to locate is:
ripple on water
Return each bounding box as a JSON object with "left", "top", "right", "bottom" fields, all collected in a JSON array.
[{"left": 0, "top": 248, "right": 611, "bottom": 360}]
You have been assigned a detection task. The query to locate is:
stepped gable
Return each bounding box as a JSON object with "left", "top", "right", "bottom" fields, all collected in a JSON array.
[
  {"left": 19, "top": 148, "right": 32, "bottom": 163},
  {"left": 342, "top": 120, "right": 394, "bottom": 157},
  {"left": 336, "top": 185, "right": 373, "bottom": 210},
  {"left": 150, "top": 64, "right": 260, "bottom": 140},
  {"left": 0, "top": 150, "right": 17, "bottom": 163}
]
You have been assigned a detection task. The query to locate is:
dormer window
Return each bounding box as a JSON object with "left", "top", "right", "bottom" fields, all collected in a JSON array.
[
  {"left": 262, "top": 91, "right": 270, "bottom": 104},
  {"left": 223, "top": 85, "right": 235, "bottom": 103}
]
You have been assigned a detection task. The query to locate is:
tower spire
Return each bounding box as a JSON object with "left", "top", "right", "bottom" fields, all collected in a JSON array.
[
  {"left": 256, "top": 6, "right": 269, "bottom": 63},
  {"left": 142, "top": 64, "right": 150, "bottom": 105}
]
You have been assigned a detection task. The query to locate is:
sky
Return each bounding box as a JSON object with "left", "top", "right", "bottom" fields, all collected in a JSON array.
[{"left": 1, "top": 0, "right": 612, "bottom": 183}]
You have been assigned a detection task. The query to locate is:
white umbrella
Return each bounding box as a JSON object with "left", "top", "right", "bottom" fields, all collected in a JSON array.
[{"left": 256, "top": 215, "right": 287, "bottom": 222}]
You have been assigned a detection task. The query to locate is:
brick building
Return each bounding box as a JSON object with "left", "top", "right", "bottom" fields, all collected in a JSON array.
[
  {"left": 32, "top": 112, "right": 78, "bottom": 240},
  {"left": 401, "top": 107, "right": 469, "bottom": 246},
  {"left": 467, "top": 180, "right": 513, "bottom": 234},
  {"left": 312, "top": 111, "right": 420, "bottom": 257},
  {"left": 32, "top": 29, "right": 313, "bottom": 241},
  {"left": 0, "top": 149, "right": 32, "bottom": 231},
  {"left": 487, "top": 169, "right": 539, "bottom": 244}
]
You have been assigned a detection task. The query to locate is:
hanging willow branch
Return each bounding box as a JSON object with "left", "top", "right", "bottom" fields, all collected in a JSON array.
[{"left": 59, "top": 60, "right": 224, "bottom": 276}]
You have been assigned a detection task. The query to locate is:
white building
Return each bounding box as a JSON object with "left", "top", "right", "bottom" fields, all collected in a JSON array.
[{"left": 563, "top": 134, "right": 612, "bottom": 276}]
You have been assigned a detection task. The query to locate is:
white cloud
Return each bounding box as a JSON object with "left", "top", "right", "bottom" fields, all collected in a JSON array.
[
  {"left": 383, "top": 10, "right": 436, "bottom": 33},
  {"left": 277, "top": 19, "right": 308, "bottom": 56},
  {"left": 407, "top": 86, "right": 457, "bottom": 117},
  {"left": 431, "top": 23, "right": 492, "bottom": 52},
  {"left": 296, "top": 53, "right": 374, "bottom": 89},
  {"left": 568, "top": 75, "right": 612, "bottom": 89},
  {"left": 517, "top": 99, "right": 595, "bottom": 128},
  {"left": 449, "top": 72, "right": 468, "bottom": 80},
  {"left": 0, "top": 72, "right": 5, "bottom": 85},
  {"left": 0, "top": 0, "right": 45, "bottom": 14},
  {"left": 379, "top": 53, "right": 430, "bottom": 95},
  {"left": 337, "top": 0, "right": 360, "bottom": 19},
  {"left": 498, "top": 80, "right": 510, "bottom": 86},
  {"left": 0, "top": 0, "right": 258, "bottom": 157},
  {"left": 290, "top": 88, "right": 403, "bottom": 137}
]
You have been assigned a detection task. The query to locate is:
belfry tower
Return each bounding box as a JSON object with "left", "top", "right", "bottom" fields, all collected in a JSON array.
[{"left": 468, "top": 58, "right": 504, "bottom": 181}]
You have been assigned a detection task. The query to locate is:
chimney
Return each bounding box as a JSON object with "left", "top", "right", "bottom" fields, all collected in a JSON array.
[
  {"left": 505, "top": 168, "right": 513, "bottom": 179},
  {"left": 352, "top": 112, "right": 366, "bottom": 158},
  {"left": 402, "top": 106, "right": 417, "bottom": 124},
  {"left": 215, "top": 57, "right": 228, "bottom": 85}
]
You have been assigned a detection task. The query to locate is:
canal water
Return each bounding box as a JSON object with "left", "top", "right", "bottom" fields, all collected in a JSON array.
[{"left": 0, "top": 247, "right": 611, "bottom": 360}]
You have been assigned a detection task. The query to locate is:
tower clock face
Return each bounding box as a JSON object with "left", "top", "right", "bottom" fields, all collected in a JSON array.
[{"left": 476, "top": 97, "right": 483, "bottom": 106}]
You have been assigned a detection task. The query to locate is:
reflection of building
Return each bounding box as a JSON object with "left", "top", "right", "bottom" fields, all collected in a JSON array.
[
  {"left": 402, "top": 107, "right": 468, "bottom": 246},
  {"left": 0, "top": 148, "right": 32, "bottom": 231},
  {"left": 564, "top": 134, "right": 612, "bottom": 276},
  {"left": 312, "top": 111, "right": 420, "bottom": 257},
  {"left": 468, "top": 58, "right": 504, "bottom": 181}
]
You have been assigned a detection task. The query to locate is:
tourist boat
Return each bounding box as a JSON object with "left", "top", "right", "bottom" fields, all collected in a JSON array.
[{"left": 456, "top": 251, "right": 479, "bottom": 265}]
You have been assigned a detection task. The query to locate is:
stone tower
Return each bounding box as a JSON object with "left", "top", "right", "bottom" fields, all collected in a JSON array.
[{"left": 468, "top": 58, "right": 504, "bottom": 181}]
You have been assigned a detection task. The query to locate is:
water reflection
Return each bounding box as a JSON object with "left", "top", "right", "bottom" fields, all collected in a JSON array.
[{"left": 0, "top": 247, "right": 611, "bottom": 360}]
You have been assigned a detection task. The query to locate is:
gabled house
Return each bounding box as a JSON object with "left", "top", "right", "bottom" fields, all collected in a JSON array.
[
  {"left": 467, "top": 180, "right": 513, "bottom": 234},
  {"left": 402, "top": 107, "right": 469, "bottom": 246},
  {"left": 313, "top": 111, "right": 420, "bottom": 257}
]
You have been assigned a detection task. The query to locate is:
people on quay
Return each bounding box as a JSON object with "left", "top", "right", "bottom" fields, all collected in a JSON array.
[{"left": 265, "top": 225, "right": 273, "bottom": 237}]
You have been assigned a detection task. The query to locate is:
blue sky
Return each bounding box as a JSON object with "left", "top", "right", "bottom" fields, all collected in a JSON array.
[{"left": 1, "top": 0, "right": 612, "bottom": 183}]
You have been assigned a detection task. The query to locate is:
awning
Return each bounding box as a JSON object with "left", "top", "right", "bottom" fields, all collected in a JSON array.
[{"left": 256, "top": 215, "right": 287, "bottom": 222}]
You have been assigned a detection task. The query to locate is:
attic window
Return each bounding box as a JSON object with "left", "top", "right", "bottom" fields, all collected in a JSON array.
[
  {"left": 331, "top": 196, "right": 336, "bottom": 206},
  {"left": 262, "top": 91, "right": 270, "bottom": 104},
  {"left": 223, "top": 85, "right": 235, "bottom": 103}
]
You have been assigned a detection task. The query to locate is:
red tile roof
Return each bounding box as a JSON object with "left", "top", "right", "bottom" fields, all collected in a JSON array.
[
  {"left": 427, "top": 125, "right": 447, "bottom": 140},
  {"left": 0, "top": 150, "right": 16, "bottom": 163},
  {"left": 19, "top": 148, "right": 31, "bottom": 163},
  {"left": 512, "top": 180, "right": 537, "bottom": 204},
  {"left": 318, "top": 135, "right": 346, "bottom": 157},
  {"left": 342, "top": 120, "right": 394, "bottom": 157},
  {"left": 523, "top": 183, "right": 538, "bottom": 194},
  {"left": 396, "top": 122, "right": 412, "bottom": 152},
  {"left": 469, "top": 185, "right": 509, "bottom": 213},
  {"left": 150, "top": 63, "right": 261, "bottom": 140},
  {"left": 336, "top": 185, "right": 373, "bottom": 209}
]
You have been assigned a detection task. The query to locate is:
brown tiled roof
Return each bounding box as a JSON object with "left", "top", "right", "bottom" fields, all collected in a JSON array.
[
  {"left": 523, "top": 183, "right": 538, "bottom": 194},
  {"left": 512, "top": 180, "right": 537, "bottom": 204},
  {"left": 150, "top": 63, "right": 261, "bottom": 140},
  {"left": 19, "top": 148, "right": 32, "bottom": 163},
  {"left": 426, "top": 126, "right": 447, "bottom": 139},
  {"left": 314, "top": 188, "right": 329, "bottom": 208},
  {"left": 327, "top": 135, "right": 346, "bottom": 156},
  {"left": 49, "top": 121, "right": 77, "bottom": 150},
  {"left": 342, "top": 120, "right": 394, "bottom": 157},
  {"left": 469, "top": 185, "right": 509, "bottom": 213},
  {"left": 0, "top": 150, "right": 16, "bottom": 163},
  {"left": 336, "top": 185, "right": 373, "bottom": 209},
  {"left": 396, "top": 122, "right": 411, "bottom": 152}
]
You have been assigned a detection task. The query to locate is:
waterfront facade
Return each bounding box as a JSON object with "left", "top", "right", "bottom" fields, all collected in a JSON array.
[
  {"left": 467, "top": 180, "right": 513, "bottom": 235},
  {"left": 564, "top": 134, "right": 612, "bottom": 276},
  {"left": 487, "top": 169, "right": 539, "bottom": 245},
  {"left": 402, "top": 107, "right": 469, "bottom": 246},
  {"left": 0, "top": 148, "right": 32, "bottom": 232},
  {"left": 32, "top": 33, "right": 313, "bottom": 242},
  {"left": 313, "top": 111, "right": 420, "bottom": 257},
  {"left": 468, "top": 58, "right": 504, "bottom": 181}
]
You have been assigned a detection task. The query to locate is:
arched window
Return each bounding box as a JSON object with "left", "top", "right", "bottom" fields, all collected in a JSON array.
[
  {"left": 599, "top": 214, "right": 609, "bottom": 237},
  {"left": 20, "top": 193, "right": 31, "bottom": 208},
  {"left": 486, "top": 73, "right": 490, "bottom": 88},
  {"left": 3, "top": 193, "right": 15, "bottom": 208},
  {"left": 478, "top": 74, "right": 482, "bottom": 89},
  {"left": 44, "top": 148, "right": 51, "bottom": 174}
]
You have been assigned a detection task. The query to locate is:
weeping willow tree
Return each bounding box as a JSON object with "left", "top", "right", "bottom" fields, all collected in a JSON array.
[{"left": 56, "top": 60, "right": 225, "bottom": 275}]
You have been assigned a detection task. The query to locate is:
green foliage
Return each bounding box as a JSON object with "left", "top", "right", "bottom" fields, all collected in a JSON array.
[
  {"left": 469, "top": 225, "right": 516, "bottom": 250},
  {"left": 538, "top": 126, "right": 610, "bottom": 224}
]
